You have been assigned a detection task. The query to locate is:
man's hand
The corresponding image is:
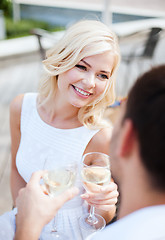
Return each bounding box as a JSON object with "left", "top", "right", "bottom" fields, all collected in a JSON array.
[{"left": 15, "top": 170, "right": 79, "bottom": 240}]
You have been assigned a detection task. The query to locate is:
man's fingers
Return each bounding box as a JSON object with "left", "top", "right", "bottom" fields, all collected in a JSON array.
[
  {"left": 62, "top": 187, "right": 79, "bottom": 202},
  {"left": 41, "top": 184, "right": 49, "bottom": 195},
  {"left": 28, "top": 170, "right": 45, "bottom": 185},
  {"left": 54, "top": 187, "right": 79, "bottom": 207},
  {"left": 16, "top": 188, "right": 25, "bottom": 206}
]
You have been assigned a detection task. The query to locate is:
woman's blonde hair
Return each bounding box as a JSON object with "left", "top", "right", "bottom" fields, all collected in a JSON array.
[{"left": 38, "top": 20, "right": 120, "bottom": 129}]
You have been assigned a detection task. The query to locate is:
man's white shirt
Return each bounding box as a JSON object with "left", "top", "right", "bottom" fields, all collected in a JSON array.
[
  {"left": 0, "top": 208, "right": 16, "bottom": 240},
  {"left": 88, "top": 205, "right": 165, "bottom": 240}
]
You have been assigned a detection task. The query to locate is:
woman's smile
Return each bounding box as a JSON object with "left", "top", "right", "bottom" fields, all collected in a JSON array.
[{"left": 72, "top": 85, "right": 92, "bottom": 98}]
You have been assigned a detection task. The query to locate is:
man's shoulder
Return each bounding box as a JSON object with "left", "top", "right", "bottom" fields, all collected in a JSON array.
[{"left": 90, "top": 205, "right": 165, "bottom": 240}]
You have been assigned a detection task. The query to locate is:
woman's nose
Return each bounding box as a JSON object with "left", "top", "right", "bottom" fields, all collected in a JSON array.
[{"left": 82, "top": 73, "right": 95, "bottom": 89}]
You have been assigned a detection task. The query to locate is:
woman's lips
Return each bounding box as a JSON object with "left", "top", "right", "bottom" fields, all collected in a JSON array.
[{"left": 72, "top": 85, "right": 92, "bottom": 98}]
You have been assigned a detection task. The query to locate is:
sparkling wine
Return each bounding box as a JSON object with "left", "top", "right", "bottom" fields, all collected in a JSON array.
[
  {"left": 43, "top": 168, "right": 76, "bottom": 197},
  {"left": 81, "top": 166, "right": 110, "bottom": 190}
]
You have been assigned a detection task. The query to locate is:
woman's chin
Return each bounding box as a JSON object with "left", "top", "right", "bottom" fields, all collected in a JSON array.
[{"left": 71, "top": 103, "right": 83, "bottom": 108}]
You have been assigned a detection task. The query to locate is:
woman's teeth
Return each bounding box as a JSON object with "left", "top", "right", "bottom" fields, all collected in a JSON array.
[{"left": 74, "top": 86, "right": 90, "bottom": 96}]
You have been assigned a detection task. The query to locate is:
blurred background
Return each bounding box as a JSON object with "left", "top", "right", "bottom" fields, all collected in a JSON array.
[{"left": 0, "top": 0, "right": 165, "bottom": 215}]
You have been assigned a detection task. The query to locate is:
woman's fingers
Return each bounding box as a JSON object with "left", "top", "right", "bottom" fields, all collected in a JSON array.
[
  {"left": 86, "top": 196, "right": 118, "bottom": 206},
  {"left": 89, "top": 203, "right": 116, "bottom": 211},
  {"left": 100, "top": 182, "right": 118, "bottom": 193},
  {"left": 83, "top": 181, "right": 117, "bottom": 194},
  {"left": 81, "top": 189, "right": 119, "bottom": 201},
  {"left": 81, "top": 181, "right": 119, "bottom": 211}
]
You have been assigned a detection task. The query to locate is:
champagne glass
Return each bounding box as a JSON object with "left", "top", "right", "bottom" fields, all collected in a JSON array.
[
  {"left": 41, "top": 155, "right": 77, "bottom": 240},
  {"left": 79, "top": 152, "right": 111, "bottom": 238}
]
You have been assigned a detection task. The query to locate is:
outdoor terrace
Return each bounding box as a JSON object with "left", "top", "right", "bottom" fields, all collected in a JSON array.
[{"left": 0, "top": 1, "right": 165, "bottom": 215}]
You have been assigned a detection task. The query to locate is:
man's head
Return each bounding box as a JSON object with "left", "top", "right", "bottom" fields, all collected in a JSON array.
[{"left": 110, "top": 65, "right": 165, "bottom": 191}]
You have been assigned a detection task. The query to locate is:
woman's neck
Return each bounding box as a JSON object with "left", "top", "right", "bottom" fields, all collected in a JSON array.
[{"left": 38, "top": 94, "right": 82, "bottom": 129}]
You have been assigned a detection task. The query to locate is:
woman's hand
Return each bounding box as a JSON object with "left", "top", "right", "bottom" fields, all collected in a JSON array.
[{"left": 81, "top": 181, "right": 119, "bottom": 211}]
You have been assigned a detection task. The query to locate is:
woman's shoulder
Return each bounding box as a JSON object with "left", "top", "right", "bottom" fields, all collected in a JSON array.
[
  {"left": 85, "top": 127, "right": 112, "bottom": 154},
  {"left": 10, "top": 94, "right": 25, "bottom": 127},
  {"left": 10, "top": 92, "right": 38, "bottom": 115},
  {"left": 93, "top": 127, "right": 112, "bottom": 148},
  {"left": 10, "top": 94, "right": 25, "bottom": 116}
]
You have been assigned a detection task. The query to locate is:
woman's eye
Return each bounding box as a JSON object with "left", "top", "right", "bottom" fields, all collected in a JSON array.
[
  {"left": 98, "top": 74, "right": 109, "bottom": 80},
  {"left": 75, "top": 64, "right": 87, "bottom": 71}
]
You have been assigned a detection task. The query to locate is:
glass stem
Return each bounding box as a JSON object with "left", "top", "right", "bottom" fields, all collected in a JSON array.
[
  {"left": 52, "top": 213, "right": 58, "bottom": 232},
  {"left": 88, "top": 206, "right": 98, "bottom": 224}
]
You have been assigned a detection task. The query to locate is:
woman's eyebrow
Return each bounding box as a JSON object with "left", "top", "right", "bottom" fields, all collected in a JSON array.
[
  {"left": 100, "top": 70, "right": 110, "bottom": 74},
  {"left": 81, "top": 59, "right": 91, "bottom": 68},
  {"left": 81, "top": 59, "right": 111, "bottom": 74}
]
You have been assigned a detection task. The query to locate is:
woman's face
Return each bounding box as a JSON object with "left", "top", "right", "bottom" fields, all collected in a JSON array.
[{"left": 57, "top": 51, "right": 115, "bottom": 108}]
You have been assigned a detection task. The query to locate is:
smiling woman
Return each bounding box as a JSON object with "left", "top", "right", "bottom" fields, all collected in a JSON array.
[
  {"left": 9, "top": 19, "right": 120, "bottom": 239},
  {"left": 41, "top": 20, "right": 120, "bottom": 128}
]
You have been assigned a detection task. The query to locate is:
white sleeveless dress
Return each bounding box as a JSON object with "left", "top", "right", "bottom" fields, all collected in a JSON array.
[{"left": 16, "top": 93, "right": 100, "bottom": 239}]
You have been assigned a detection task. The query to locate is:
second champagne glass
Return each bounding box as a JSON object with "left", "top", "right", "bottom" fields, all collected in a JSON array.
[
  {"left": 41, "top": 155, "right": 77, "bottom": 240},
  {"left": 79, "top": 152, "right": 111, "bottom": 238}
]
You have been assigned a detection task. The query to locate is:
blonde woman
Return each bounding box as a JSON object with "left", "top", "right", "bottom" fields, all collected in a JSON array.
[{"left": 10, "top": 20, "right": 120, "bottom": 239}]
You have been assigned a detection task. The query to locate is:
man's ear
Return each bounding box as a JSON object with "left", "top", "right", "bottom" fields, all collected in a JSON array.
[{"left": 118, "top": 119, "right": 135, "bottom": 158}]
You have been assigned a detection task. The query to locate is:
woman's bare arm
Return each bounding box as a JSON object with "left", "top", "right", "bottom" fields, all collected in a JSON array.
[{"left": 10, "top": 94, "right": 26, "bottom": 206}]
